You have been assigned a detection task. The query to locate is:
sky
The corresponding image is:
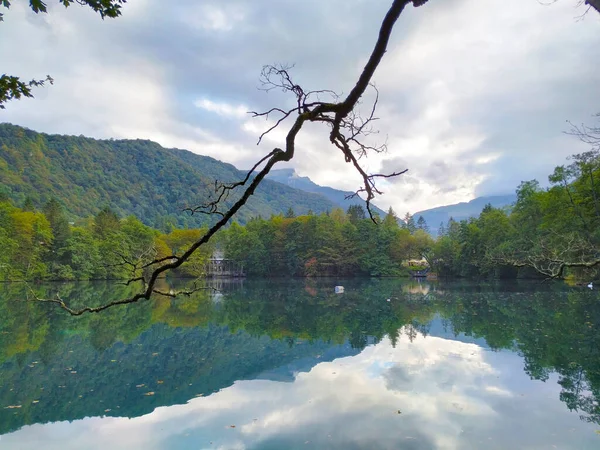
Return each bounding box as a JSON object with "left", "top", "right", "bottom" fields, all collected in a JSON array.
[
  {"left": 1, "top": 0, "right": 599, "bottom": 213},
  {"left": 1, "top": 332, "right": 598, "bottom": 449}
]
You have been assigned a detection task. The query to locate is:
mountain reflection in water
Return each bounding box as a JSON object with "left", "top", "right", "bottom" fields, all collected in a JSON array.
[{"left": 0, "top": 279, "right": 598, "bottom": 449}]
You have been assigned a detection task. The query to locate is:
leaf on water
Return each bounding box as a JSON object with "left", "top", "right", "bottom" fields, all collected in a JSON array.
[
  {"left": 229, "top": 425, "right": 236, "bottom": 428},
  {"left": 136, "top": 384, "right": 145, "bottom": 388},
  {"left": 144, "top": 392, "right": 155, "bottom": 396},
  {"left": 157, "top": 380, "right": 164, "bottom": 384},
  {"left": 195, "top": 394, "right": 203, "bottom": 397},
  {"left": 32, "top": 400, "right": 39, "bottom": 404},
  {"left": 70, "top": 371, "right": 77, "bottom": 374},
  {"left": 4, "top": 405, "right": 22, "bottom": 409},
  {"left": 110, "top": 360, "right": 117, "bottom": 363},
  {"left": 152, "top": 353, "right": 159, "bottom": 356},
  {"left": 397, "top": 410, "right": 402, "bottom": 414},
  {"left": 104, "top": 409, "right": 111, "bottom": 412}
]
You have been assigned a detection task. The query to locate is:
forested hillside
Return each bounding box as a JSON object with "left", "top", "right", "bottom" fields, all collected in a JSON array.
[{"left": 0, "top": 124, "right": 336, "bottom": 229}]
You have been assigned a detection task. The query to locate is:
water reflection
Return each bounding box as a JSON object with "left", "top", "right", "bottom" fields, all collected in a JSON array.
[{"left": 0, "top": 279, "right": 598, "bottom": 449}]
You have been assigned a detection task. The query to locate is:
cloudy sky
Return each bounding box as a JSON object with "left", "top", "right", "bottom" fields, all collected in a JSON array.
[{"left": 1, "top": 0, "right": 599, "bottom": 213}]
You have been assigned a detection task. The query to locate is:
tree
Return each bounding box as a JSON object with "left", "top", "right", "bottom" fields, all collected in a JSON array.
[
  {"left": 437, "top": 222, "right": 446, "bottom": 237},
  {"left": 383, "top": 207, "right": 399, "bottom": 227},
  {"left": 38, "top": 0, "right": 423, "bottom": 314},
  {"left": 402, "top": 212, "right": 416, "bottom": 233},
  {"left": 0, "top": 0, "right": 126, "bottom": 109},
  {"left": 43, "top": 199, "right": 70, "bottom": 252},
  {"left": 285, "top": 207, "right": 296, "bottom": 219},
  {"left": 416, "top": 215, "right": 429, "bottom": 233},
  {"left": 347, "top": 205, "right": 366, "bottom": 223},
  {"left": 93, "top": 206, "right": 120, "bottom": 238},
  {"left": 36, "top": 0, "right": 600, "bottom": 313}
]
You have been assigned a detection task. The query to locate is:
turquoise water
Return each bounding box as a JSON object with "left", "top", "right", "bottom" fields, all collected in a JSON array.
[{"left": 0, "top": 279, "right": 598, "bottom": 449}]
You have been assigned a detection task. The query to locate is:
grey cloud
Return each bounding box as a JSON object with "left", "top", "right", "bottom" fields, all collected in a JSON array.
[{"left": 1, "top": 0, "right": 599, "bottom": 212}]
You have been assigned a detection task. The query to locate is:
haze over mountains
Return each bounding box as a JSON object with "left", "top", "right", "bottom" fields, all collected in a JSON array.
[
  {"left": 0, "top": 123, "right": 515, "bottom": 230},
  {"left": 414, "top": 195, "right": 517, "bottom": 236},
  {"left": 265, "top": 168, "right": 388, "bottom": 218}
]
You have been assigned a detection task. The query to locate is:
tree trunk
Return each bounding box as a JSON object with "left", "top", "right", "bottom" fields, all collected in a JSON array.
[{"left": 587, "top": 0, "right": 600, "bottom": 15}]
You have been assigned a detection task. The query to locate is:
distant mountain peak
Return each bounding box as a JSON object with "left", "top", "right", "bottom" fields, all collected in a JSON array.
[
  {"left": 265, "top": 168, "right": 387, "bottom": 217},
  {"left": 413, "top": 194, "right": 517, "bottom": 236}
]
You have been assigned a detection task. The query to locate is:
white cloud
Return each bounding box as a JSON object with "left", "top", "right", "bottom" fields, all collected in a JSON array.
[
  {"left": 195, "top": 98, "right": 249, "bottom": 119},
  {"left": 0, "top": 0, "right": 599, "bottom": 214},
  {"left": 2, "top": 331, "right": 596, "bottom": 449}
]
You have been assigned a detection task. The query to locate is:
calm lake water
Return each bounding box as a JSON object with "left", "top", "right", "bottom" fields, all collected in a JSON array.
[{"left": 0, "top": 278, "right": 599, "bottom": 449}]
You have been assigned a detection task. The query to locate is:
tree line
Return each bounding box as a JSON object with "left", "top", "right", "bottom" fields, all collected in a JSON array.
[
  {"left": 1, "top": 149, "right": 597, "bottom": 282},
  {"left": 427, "top": 149, "right": 600, "bottom": 281},
  {"left": 0, "top": 193, "right": 435, "bottom": 281},
  {"left": 0, "top": 197, "right": 214, "bottom": 281}
]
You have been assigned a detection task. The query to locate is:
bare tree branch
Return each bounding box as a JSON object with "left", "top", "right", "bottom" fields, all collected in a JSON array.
[{"left": 33, "top": 0, "right": 429, "bottom": 315}]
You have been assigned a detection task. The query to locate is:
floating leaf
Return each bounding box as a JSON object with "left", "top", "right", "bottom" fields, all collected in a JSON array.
[
  {"left": 32, "top": 400, "right": 39, "bottom": 404},
  {"left": 136, "top": 384, "right": 145, "bottom": 388},
  {"left": 144, "top": 392, "right": 155, "bottom": 396},
  {"left": 4, "top": 405, "right": 21, "bottom": 409}
]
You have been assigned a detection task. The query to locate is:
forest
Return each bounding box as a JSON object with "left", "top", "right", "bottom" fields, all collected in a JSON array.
[{"left": 0, "top": 148, "right": 598, "bottom": 282}]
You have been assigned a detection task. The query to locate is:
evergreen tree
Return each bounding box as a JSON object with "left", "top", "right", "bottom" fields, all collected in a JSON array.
[
  {"left": 403, "top": 212, "right": 416, "bottom": 233},
  {"left": 94, "top": 207, "right": 120, "bottom": 238},
  {"left": 43, "top": 199, "right": 71, "bottom": 251},
  {"left": 347, "top": 205, "right": 366, "bottom": 223},
  {"left": 285, "top": 207, "right": 296, "bottom": 218},
  {"left": 438, "top": 222, "right": 446, "bottom": 237},
  {"left": 383, "top": 207, "right": 399, "bottom": 228},
  {"left": 416, "top": 215, "right": 429, "bottom": 233}
]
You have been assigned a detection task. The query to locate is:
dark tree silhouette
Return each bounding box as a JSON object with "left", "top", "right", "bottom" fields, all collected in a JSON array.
[{"left": 35, "top": 0, "right": 427, "bottom": 315}]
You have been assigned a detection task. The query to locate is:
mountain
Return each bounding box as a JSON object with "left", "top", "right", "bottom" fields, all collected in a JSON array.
[
  {"left": 265, "top": 168, "right": 388, "bottom": 218},
  {"left": 414, "top": 194, "right": 517, "bottom": 236},
  {"left": 0, "top": 124, "right": 337, "bottom": 229}
]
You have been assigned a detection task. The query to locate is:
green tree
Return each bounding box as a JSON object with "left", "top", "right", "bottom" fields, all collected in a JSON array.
[
  {"left": 416, "top": 215, "right": 429, "bottom": 233},
  {"left": 285, "top": 207, "right": 296, "bottom": 218},
  {"left": 347, "top": 205, "right": 366, "bottom": 223}
]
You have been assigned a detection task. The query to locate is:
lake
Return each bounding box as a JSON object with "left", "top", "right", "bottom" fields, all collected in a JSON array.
[{"left": 0, "top": 278, "right": 598, "bottom": 449}]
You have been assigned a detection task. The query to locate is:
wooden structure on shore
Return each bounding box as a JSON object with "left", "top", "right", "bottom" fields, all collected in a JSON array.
[{"left": 205, "top": 251, "right": 245, "bottom": 278}]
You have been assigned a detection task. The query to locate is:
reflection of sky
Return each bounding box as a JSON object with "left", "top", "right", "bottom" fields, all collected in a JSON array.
[{"left": 1, "top": 330, "right": 598, "bottom": 450}]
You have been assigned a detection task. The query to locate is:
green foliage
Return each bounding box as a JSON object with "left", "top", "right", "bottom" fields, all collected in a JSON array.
[
  {"left": 223, "top": 210, "right": 434, "bottom": 277},
  {"left": 0, "top": 124, "right": 336, "bottom": 229},
  {"left": 0, "top": 75, "right": 53, "bottom": 109},
  {"left": 428, "top": 149, "right": 600, "bottom": 280}
]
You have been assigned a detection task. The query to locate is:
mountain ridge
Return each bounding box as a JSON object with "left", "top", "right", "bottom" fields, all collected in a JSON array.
[
  {"left": 414, "top": 194, "right": 517, "bottom": 235},
  {"left": 265, "top": 168, "right": 388, "bottom": 217},
  {"left": 0, "top": 123, "right": 337, "bottom": 229}
]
